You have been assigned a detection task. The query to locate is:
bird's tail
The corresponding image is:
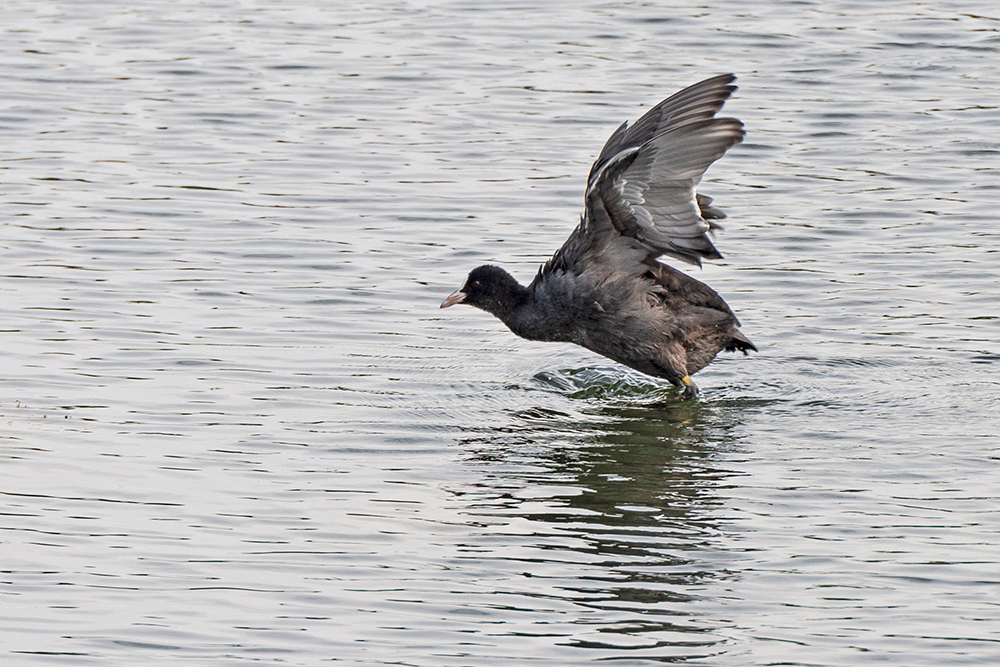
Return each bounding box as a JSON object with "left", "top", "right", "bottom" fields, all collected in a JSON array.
[{"left": 726, "top": 330, "right": 757, "bottom": 355}]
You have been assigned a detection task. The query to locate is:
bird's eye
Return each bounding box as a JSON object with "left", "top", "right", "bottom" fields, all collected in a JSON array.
[{"left": 472, "top": 280, "right": 480, "bottom": 287}]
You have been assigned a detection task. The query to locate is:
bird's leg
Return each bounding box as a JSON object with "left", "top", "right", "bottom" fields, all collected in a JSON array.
[
  {"left": 680, "top": 375, "right": 699, "bottom": 399},
  {"left": 657, "top": 345, "right": 698, "bottom": 399}
]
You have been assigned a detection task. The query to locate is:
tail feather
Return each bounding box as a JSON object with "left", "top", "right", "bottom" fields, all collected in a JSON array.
[{"left": 726, "top": 330, "right": 757, "bottom": 355}]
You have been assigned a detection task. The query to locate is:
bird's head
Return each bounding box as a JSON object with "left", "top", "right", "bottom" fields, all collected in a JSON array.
[{"left": 440, "top": 265, "right": 525, "bottom": 316}]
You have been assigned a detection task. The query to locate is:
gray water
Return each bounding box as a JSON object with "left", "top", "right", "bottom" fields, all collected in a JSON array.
[{"left": 2, "top": 1, "right": 999, "bottom": 665}]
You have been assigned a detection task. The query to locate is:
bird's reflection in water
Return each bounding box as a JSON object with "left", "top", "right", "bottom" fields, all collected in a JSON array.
[{"left": 452, "top": 368, "right": 756, "bottom": 661}]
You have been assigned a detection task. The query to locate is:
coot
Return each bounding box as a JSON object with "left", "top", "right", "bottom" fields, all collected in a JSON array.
[{"left": 441, "top": 74, "right": 756, "bottom": 398}]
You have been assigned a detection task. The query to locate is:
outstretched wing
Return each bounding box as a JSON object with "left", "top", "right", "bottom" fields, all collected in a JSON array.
[
  {"left": 546, "top": 74, "right": 744, "bottom": 276},
  {"left": 587, "top": 73, "right": 739, "bottom": 187}
]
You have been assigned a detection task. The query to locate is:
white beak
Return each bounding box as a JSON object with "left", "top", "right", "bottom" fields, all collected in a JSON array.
[{"left": 440, "top": 290, "right": 466, "bottom": 308}]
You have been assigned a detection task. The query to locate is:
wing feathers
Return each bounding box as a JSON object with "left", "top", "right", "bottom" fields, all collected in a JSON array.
[
  {"left": 543, "top": 74, "right": 743, "bottom": 280},
  {"left": 587, "top": 73, "right": 738, "bottom": 185},
  {"left": 585, "top": 76, "right": 743, "bottom": 266}
]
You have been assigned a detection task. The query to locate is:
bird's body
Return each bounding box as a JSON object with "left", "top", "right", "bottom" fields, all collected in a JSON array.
[{"left": 441, "top": 74, "right": 756, "bottom": 398}]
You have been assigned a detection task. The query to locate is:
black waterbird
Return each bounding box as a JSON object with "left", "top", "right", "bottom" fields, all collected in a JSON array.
[{"left": 441, "top": 74, "right": 757, "bottom": 398}]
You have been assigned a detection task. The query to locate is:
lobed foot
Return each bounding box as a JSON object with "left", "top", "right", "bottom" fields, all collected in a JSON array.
[{"left": 680, "top": 375, "right": 699, "bottom": 399}]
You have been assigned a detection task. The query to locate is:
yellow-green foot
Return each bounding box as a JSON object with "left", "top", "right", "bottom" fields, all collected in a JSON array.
[{"left": 680, "top": 375, "right": 699, "bottom": 399}]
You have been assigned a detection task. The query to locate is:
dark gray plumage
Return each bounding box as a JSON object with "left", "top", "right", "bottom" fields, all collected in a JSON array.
[{"left": 441, "top": 74, "right": 756, "bottom": 398}]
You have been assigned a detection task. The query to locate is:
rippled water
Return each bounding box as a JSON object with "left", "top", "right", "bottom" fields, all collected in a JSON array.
[{"left": 2, "top": 1, "right": 999, "bottom": 665}]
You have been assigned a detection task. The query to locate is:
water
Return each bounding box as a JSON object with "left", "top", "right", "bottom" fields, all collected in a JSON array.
[{"left": 2, "top": 1, "right": 999, "bottom": 664}]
